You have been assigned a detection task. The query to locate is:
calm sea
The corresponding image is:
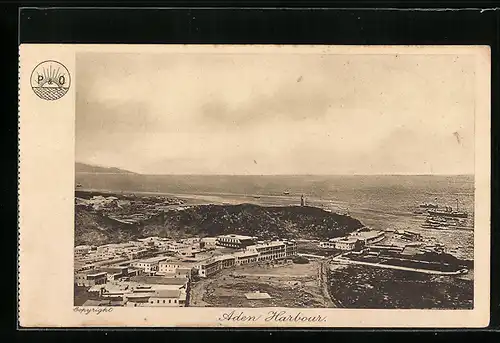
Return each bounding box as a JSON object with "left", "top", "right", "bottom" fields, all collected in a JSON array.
[{"left": 76, "top": 174, "right": 475, "bottom": 260}]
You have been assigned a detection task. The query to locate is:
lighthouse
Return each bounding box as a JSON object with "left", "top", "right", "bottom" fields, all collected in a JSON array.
[{"left": 300, "top": 195, "right": 305, "bottom": 207}]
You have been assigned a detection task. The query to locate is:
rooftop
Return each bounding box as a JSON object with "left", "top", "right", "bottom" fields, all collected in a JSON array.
[
  {"left": 249, "top": 241, "right": 286, "bottom": 249},
  {"left": 218, "top": 234, "right": 256, "bottom": 240},
  {"left": 130, "top": 276, "right": 189, "bottom": 285},
  {"left": 152, "top": 289, "right": 182, "bottom": 298},
  {"left": 76, "top": 270, "right": 107, "bottom": 277},
  {"left": 245, "top": 291, "right": 272, "bottom": 300},
  {"left": 158, "top": 259, "right": 187, "bottom": 265},
  {"left": 332, "top": 237, "right": 359, "bottom": 244},
  {"left": 138, "top": 256, "right": 169, "bottom": 263},
  {"left": 101, "top": 266, "right": 128, "bottom": 274},
  {"left": 126, "top": 293, "right": 153, "bottom": 299},
  {"left": 215, "top": 255, "right": 236, "bottom": 262},
  {"left": 106, "top": 242, "right": 136, "bottom": 248},
  {"left": 181, "top": 255, "right": 212, "bottom": 263},
  {"left": 351, "top": 230, "right": 384, "bottom": 239},
  {"left": 233, "top": 251, "right": 259, "bottom": 258},
  {"left": 138, "top": 237, "right": 161, "bottom": 241}
]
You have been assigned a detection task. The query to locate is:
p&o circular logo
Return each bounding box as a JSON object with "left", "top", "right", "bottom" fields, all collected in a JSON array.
[{"left": 30, "top": 60, "right": 71, "bottom": 101}]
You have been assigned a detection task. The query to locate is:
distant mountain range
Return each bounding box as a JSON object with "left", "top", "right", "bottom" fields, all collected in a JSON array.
[{"left": 76, "top": 162, "right": 136, "bottom": 174}]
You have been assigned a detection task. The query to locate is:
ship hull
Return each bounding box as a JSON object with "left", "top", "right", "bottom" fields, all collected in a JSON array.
[{"left": 427, "top": 211, "right": 468, "bottom": 218}]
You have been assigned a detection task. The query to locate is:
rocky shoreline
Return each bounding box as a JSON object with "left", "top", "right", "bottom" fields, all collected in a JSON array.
[
  {"left": 327, "top": 264, "right": 473, "bottom": 309},
  {"left": 75, "top": 190, "right": 364, "bottom": 246}
]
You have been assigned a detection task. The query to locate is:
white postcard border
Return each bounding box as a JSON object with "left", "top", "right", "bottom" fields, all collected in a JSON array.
[{"left": 18, "top": 44, "right": 491, "bottom": 328}]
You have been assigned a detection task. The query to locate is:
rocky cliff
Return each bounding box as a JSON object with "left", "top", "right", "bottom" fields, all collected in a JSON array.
[{"left": 75, "top": 203, "right": 364, "bottom": 246}]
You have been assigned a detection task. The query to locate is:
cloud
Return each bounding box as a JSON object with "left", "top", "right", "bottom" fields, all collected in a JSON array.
[
  {"left": 75, "top": 51, "right": 476, "bottom": 175},
  {"left": 197, "top": 81, "right": 334, "bottom": 129}
]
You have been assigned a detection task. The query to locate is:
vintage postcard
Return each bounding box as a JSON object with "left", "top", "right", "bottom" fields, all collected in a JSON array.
[{"left": 18, "top": 45, "right": 491, "bottom": 328}]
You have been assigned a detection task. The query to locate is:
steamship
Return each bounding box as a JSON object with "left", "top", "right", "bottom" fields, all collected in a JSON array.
[{"left": 427, "top": 199, "right": 468, "bottom": 218}]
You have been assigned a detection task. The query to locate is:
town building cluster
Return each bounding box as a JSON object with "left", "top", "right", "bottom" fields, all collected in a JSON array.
[
  {"left": 75, "top": 234, "right": 297, "bottom": 307},
  {"left": 316, "top": 227, "right": 439, "bottom": 258},
  {"left": 318, "top": 227, "right": 386, "bottom": 251},
  {"left": 75, "top": 194, "right": 188, "bottom": 223}
]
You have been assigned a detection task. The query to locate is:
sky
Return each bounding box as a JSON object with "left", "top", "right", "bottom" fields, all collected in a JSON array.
[{"left": 76, "top": 51, "right": 476, "bottom": 175}]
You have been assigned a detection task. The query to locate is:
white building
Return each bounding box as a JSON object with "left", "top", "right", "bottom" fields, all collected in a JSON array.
[
  {"left": 331, "top": 237, "right": 360, "bottom": 251},
  {"left": 137, "top": 237, "right": 159, "bottom": 243},
  {"left": 349, "top": 230, "right": 385, "bottom": 245},
  {"left": 131, "top": 256, "right": 169, "bottom": 274},
  {"left": 233, "top": 251, "right": 259, "bottom": 265},
  {"left": 166, "top": 242, "right": 188, "bottom": 253},
  {"left": 122, "top": 247, "right": 149, "bottom": 260},
  {"left": 200, "top": 237, "right": 217, "bottom": 249},
  {"left": 124, "top": 288, "right": 186, "bottom": 307},
  {"left": 158, "top": 260, "right": 196, "bottom": 274},
  {"left": 216, "top": 234, "right": 257, "bottom": 249},
  {"left": 147, "top": 289, "right": 186, "bottom": 307},
  {"left": 318, "top": 241, "right": 336, "bottom": 249},
  {"left": 74, "top": 245, "right": 92, "bottom": 258},
  {"left": 198, "top": 255, "right": 236, "bottom": 278},
  {"left": 246, "top": 241, "right": 288, "bottom": 262}
]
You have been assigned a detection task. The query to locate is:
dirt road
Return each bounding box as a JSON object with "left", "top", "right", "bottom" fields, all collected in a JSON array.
[
  {"left": 319, "top": 261, "right": 338, "bottom": 308},
  {"left": 189, "top": 278, "right": 212, "bottom": 307}
]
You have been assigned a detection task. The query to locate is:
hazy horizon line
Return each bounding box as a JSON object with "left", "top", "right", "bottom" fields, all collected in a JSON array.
[
  {"left": 75, "top": 162, "right": 473, "bottom": 177},
  {"left": 75, "top": 171, "right": 474, "bottom": 177}
]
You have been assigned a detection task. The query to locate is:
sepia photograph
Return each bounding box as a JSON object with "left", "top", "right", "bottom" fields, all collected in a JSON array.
[{"left": 73, "top": 49, "right": 476, "bottom": 310}]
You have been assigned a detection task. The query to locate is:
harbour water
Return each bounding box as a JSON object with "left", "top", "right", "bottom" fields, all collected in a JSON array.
[{"left": 76, "top": 174, "right": 475, "bottom": 260}]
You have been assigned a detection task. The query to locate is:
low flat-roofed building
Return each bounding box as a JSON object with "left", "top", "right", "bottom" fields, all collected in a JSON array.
[
  {"left": 198, "top": 258, "right": 220, "bottom": 278},
  {"left": 179, "top": 237, "right": 200, "bottom": 245},
  {"left": 283, "top": 240, "right": 298, "bottom": 257},
  {"left": 129, "top": 275, "right": 189, "bottom": 288},
  {"left": 147, "top": 289, "right": 184, "bottom": 307},
  {"left": 165, "top": 242, "right": 189, "bottom": 253},
  {"left": 99, "top": 282, "right": 130, "bottom": 298},
  {"left": 367, "top": 244, "right": 405, "bottom": 255},
  {"left": 75, "top": 260, "right": 96, "bottom": 272},
  {"left": 131, "top": 256, "right": 169, "bottom": 274},
  {"left": 124, "top": 293, "right": 151, "bottom": 307},
  {"left": 178, "top": 247, "right": 201, "bottom": 258},
  {"left": 138, "top": 236, "right": 161, "bottom": 243},
  {"left": 75, "top": 245, "right": 92, "bottom": 258},
  {"left": 200, "top": 237, "right": 217, "bottom": 249},
  {"left": 246, "top": 241, "right": 287, "bottom": 261},
  {"left": 245, "top": 291, "right": 272, "bottom": 300},
  {"left": 198, "top": 255, "right": 236, "bottom": 278},
  {"left": 234, "top": 251, "right": 259, "bottom": 265},
  {"left": 398, "top": 230, "right": 423, "bottom": 241},
  {"left": 175, "top": 267, "right": 193, "bottom": 278},
  {"left": 157, "top": 261, "right": 195, "bottom": 278},
  {"left": 155, "top": 240, "right": 174, "bottom": 251},
  {"left": 216, "top": 234, "right": 257, "bottom": 249},
  {"left": 122, "top": 247, "right": 150, "bottom": 260},
  {"left": 331, "top": 237, "right": 360, "bottom": 251},
  {"left": 91, "top": 246, "right": 117, "bottom": 260},
  {"left": 75, "top": 270, "right": 108, "bottom": 287},
  {"left": 158, "top": 260, "right": 183, "bottom": 274},
  {"left": 218, "top": 255, "right": 236, "bottom": 268},
  {"left": 101, "top": 266, "right": 136, "bottom": 281},
  {"left": 319, "top": 241, "right": 336, "bottom": 249},
  {"left": 350, "top": 230, "right": 385, "bottom": 245}
]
